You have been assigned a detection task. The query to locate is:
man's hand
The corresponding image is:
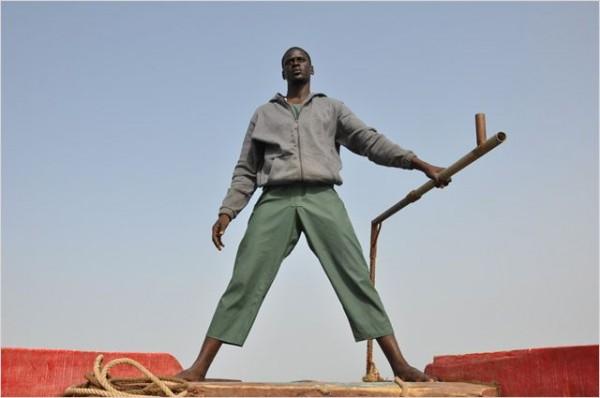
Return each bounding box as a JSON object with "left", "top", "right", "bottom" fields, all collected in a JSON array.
[
  {"left": 411, "top": 157, "right": 451, "bottom": 188},
  {"left": 423, "top": 164, "right": 451, "bottom": 188},
  {"left": 212, "top": 214, "right": 231, "bottom": 251}
]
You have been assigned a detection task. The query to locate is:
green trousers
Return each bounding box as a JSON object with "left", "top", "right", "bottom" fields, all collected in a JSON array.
[{"left": 207, "top": 184, "right": 394, "bottom": 346}]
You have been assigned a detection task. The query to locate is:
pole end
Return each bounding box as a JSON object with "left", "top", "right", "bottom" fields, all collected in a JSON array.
[{"left": 475, "top": 114, "right": 487, "bottom": 146}]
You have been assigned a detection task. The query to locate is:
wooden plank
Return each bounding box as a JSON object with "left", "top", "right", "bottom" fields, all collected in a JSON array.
[{"left": 187, "top": 380, "right": 498, "bottom": 397}]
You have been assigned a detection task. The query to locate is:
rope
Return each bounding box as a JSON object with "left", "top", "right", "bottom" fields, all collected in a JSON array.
[
  {"left": 64, "top": 355, "right": 190, "bottom": 397},
  {"left": 362, "top": 360, "right": 385, "bottom": 382},
  {"left": 394, "top": 376, "right": 409, "bottom": 397}
]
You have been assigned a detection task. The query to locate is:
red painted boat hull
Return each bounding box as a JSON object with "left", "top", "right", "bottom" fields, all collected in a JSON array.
[
  {"left": 2, "top": 345, "right": 597, "bottom": 396},
  {"left": 425, "top": 345, "right": 599, "bottom": 397},
  {"left": 1, "top": 347, "right": 183, "bottom": 397}
]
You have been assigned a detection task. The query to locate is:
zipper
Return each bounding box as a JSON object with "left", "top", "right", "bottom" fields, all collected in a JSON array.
[
  {"left": 295, "top": 105, "right": 304, "bottom": 182},
  {"left": 284, "top": 99, "right": 304, "bottom": 182}
]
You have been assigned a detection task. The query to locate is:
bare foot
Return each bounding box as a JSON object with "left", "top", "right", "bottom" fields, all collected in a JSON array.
[
  {"left": 174, "top": 367, "right": 205, "bottom": 382},
  {"left": 395, "top": 365, "right": 437, "bottom": 382}
]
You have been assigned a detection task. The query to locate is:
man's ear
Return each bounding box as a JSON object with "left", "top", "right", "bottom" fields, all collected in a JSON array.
[
  {"left": 282, "top": 70, "right": 286, "bottom": 80},
  {"left": 310, "top": 65, "right": 315, "bottom": 75}
]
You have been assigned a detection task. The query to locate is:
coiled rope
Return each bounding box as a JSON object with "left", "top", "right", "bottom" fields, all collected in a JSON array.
[{"left": 64, "top": 355, "right": 190, "bottom": 397}]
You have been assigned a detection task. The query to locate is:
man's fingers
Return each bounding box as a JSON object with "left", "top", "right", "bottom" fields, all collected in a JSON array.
[
  {"left": 211, "top": 226, "right": 225, "bottom": 251},
  {"left": 434, "top": 175, "right": 451, "bottom": 188},
  {"left": 212, "top": 235, "right": 224, "bottom": 251},
  {"left": 211, "top": 234, "right": 221, "bottom": 250}
]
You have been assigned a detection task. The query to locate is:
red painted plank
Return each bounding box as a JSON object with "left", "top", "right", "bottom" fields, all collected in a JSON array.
[
  {"left": 1, "top": 347, "right": 183, "bottom": 397},
  {"left": 425, "top": 345, "right": 599, "bottom": 397}
]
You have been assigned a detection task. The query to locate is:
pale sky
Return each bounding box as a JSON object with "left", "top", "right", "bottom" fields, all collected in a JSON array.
[{"left": 2, "top": 1, "right": 598, "bottom": 382}]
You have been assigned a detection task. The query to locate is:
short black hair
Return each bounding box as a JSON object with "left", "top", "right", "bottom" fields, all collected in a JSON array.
[{"left": 281, "top": 47, "right": 312, "bottom": 67}]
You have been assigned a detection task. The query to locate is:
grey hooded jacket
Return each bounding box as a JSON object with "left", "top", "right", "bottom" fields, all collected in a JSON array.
[{"left": 218, "top": 92, "right": 417, "bottom": 219}]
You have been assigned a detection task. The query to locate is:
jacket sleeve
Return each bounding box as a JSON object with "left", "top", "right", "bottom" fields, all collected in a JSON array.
[
  {"left": 334, "top": 101, "right": 416, "bottom": 169},
  {"left": 218, "top": 112, "right": 262, "bottom": 220}
]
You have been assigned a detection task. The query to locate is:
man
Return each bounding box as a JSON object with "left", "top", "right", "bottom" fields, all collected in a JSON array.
[{"left": 177, "top": 47, "right": 449, "bottom": 382}]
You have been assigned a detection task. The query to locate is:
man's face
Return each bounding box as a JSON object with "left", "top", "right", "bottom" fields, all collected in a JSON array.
[{"left": 282, "top": 49, "right": 313, "bottom": 82}]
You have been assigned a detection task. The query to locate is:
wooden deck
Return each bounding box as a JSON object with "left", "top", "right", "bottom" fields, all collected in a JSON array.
[{"left": 187, "top": 380, "right": 498, "bottom": 397}]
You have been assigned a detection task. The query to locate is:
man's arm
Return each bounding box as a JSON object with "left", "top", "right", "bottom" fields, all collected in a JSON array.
[
  {"left": 335, "top": 101, "right": 450, "bottom": 186},
  {"left": 213, "top": 112, "right": 262, "bottom": 250},
  {"left": 335, "top": 101, "right": 416, "bottom": 169}
]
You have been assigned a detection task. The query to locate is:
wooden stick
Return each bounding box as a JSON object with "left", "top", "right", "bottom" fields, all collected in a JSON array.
[
  {"left": 365, "top": 129, "right": 507, "bottom": 379},
  {"left": 372, "top": 132, "right": 506, "bottom": 225}
]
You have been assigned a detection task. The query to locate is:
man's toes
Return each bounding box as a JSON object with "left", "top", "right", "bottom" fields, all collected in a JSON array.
[
  {"left": 408, "top": 367, "right": 435, "bottom": 382},
  {"left": 174, "top": 369, "right": 203, "bottom": 382}
]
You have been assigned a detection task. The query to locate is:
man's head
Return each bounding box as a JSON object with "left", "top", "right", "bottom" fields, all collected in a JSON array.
[{"left": 281, "top": 47, "right": 314, "bottom": 82}]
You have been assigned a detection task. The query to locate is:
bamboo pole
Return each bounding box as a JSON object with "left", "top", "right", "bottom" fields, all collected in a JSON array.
[
  {"left": 372, "top": 132, "right": 506, "bottom": 225},
  {"left": 475, "top": 114, "right": 487, "bottom": 146},
  {"left": 365, "top": 222, "right": 382, "bottom": 380}
]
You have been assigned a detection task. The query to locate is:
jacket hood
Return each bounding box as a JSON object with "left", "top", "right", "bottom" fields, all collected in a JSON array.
[{"left": 269, "top": 92, "right": 327, "bottom": 105}]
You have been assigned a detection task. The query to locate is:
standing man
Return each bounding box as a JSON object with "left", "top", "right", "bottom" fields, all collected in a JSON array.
[{"left": 177, "top": 47, "right": 449, "bottom": 382}]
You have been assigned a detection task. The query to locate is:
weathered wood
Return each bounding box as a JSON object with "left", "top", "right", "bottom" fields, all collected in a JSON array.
[{"left": 187, "top": 380, "right": 498, "bottom": 397}]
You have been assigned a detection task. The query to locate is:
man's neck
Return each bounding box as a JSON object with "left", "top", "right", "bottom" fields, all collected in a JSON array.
[{"left": 285, "top": 83, "right": 311, "bottom": 104}]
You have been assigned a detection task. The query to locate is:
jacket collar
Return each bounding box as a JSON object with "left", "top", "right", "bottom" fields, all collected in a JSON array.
[{"left": 269, "top": 92, "right": 326, "bottom": 105}]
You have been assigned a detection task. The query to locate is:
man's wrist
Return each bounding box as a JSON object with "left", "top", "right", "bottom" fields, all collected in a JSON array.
[
  {"left": 218, "top": 213, "right": 232, "bottom": 222},
  {"left": 411, "top": 157, "right": 437, "bottom": 178},
  {"left": 410, "top": 157, "right": 427, "bottom": 171}
]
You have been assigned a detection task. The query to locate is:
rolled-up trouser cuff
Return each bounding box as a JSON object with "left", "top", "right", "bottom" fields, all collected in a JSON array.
[{"left": 353, "top": 326, "right": 395, "bottom": 342}]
